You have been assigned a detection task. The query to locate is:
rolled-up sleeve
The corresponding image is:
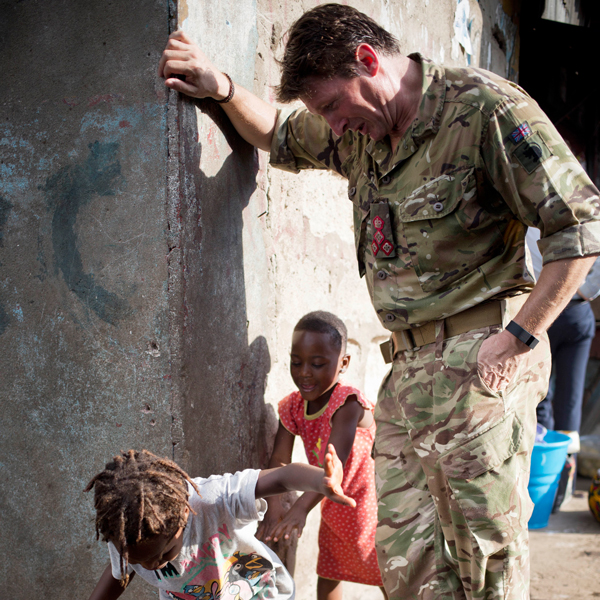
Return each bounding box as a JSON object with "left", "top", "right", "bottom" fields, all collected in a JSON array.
[
  {"left": 481, "top": 95, "right": 600, "bottom": 264},
  {"left": 269, "top": 107, "right": 354, "bottom": 177}
]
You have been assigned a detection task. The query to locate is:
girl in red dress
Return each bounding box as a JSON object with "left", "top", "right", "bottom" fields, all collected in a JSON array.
[{"left": 257, "top": 311, "right": 385, "bottom": 600}]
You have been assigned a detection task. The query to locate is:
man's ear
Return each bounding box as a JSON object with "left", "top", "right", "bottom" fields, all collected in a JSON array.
[{"left": 356, "top": 44, "right": 380, "bottom": 76}]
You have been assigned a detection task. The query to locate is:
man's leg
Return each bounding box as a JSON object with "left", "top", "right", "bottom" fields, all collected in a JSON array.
[
  {"left": 374, "top": 325, "right": 550, "bottom": 599},
  {"left": 374, "top": 358, "right": 465, "bottom": 600}
]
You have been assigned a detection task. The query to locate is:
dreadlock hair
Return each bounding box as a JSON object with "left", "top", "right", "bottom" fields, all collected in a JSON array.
[
  {"left": 84, "top": 449, "right": 200, "bottom": 586},
  {"left": 294, "top": 310, "right": 348, "bottom": 354},
  {"left": 276, "top": 3, "right": 401, "bottom": 103}
]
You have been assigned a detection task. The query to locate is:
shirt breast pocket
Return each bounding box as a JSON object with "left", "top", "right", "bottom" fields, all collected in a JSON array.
[{"left": 399, "top": 168, "right": 505, "bottom": 293}]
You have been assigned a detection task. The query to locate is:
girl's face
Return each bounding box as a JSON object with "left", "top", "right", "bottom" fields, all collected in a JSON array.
[
  {"left": 117, "top": 508, "right": 189, "bottom": 571},
  {"left": 290, "top": 330, "right": 350, "bottom": 407}
]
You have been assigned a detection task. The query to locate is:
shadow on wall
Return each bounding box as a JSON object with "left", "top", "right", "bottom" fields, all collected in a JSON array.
[{"left": 177, "top": 96, "right": 277, "bottom": 477}]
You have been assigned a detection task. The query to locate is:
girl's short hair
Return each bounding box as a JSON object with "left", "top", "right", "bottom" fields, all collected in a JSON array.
[
  {"left": 84, "top": 449, "right": 199, "bottom": 585},
  {"left": 276, "top": 3, "right": 400, "bottom": 102},
  {"left": 294, "top": 310, "right": 348, "bottom": 353}
]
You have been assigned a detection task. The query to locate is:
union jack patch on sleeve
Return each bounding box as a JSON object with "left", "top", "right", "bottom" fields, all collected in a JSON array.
[{"left": 511, "top": 122, "right": 532, "bottom": 143}]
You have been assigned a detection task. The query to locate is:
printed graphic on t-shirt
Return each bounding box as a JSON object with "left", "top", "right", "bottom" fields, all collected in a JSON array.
[
  {"left": 164, "top": 523, "right": 275, "bottom": 600},
  {"left": 155, "top": 562, "right": 180, "bottom": 581}
]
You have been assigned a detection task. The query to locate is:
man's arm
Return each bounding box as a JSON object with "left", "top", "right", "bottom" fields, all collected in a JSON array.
[
  {"left": 478, "top": 255, "right": 597, "bottom": 391},
  {"left": 158, "top": 30, "right": 278, "bottom": 151}
]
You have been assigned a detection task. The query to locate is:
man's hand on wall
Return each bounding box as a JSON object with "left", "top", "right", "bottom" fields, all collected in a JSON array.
[{"left": 158, "top": 30, "right": 231, "bottom": 101}]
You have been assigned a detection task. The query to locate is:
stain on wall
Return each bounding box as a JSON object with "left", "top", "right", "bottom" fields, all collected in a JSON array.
[{"left": 43, "top": 141, "right": 132, "bottom": 326}]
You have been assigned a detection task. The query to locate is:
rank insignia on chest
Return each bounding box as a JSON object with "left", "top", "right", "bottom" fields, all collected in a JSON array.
[
  {"left": 511, "top": 122, "right": 532, "bottom": 143},
  {"left": 369, "top": 201, "right": 397, "bottom": 259}
]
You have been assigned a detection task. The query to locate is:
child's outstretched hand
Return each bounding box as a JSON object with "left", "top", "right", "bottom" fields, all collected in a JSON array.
[{"left": 322, "top": 444, "right": 356, "bottom": 507}]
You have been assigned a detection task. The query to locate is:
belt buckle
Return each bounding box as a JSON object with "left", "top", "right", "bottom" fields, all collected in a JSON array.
[{"left": 400, "top": 329, "right": 416, "bottom": 351}]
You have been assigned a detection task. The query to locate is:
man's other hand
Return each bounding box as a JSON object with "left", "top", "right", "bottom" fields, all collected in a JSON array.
[{"left": 477, "top": 329, "right": 529, "bottom": 392}]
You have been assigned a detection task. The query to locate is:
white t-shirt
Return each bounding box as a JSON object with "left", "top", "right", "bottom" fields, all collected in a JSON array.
[{"left": 107, "top": 469, "right": 294, "bottom": 600}]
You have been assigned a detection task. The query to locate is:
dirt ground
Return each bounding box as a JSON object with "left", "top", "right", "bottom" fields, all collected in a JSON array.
[{"left": 530, "top": 476, "right": 600, "bottom": 600}]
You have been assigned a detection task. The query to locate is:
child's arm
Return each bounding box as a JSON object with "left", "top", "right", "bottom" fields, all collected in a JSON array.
[
  {"left": 256, "top": 422, "right": 295, "bottom": 541},
  {"left": 88, "top": 564, "right": 132, "bottom": 600},
  {"left": 255, "top": 444, "right": 356, "bottom": 506},
  {"left": 266, "top": 396, "right": 365, "bottom": 542},
  {"left": 326, "top": 394, "right": 365, "bottom": 464}
]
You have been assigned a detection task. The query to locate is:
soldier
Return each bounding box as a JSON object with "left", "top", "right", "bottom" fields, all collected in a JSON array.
[{"left": 159, "top": 4, "right": 600, "bottom": 599}]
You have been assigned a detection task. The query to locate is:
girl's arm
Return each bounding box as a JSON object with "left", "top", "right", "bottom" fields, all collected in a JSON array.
[
  {"left": 268, "top": 422, "right": 295, "bottom": 468},
  {"left": 327, "top": 394, "right": 365, "bottom": 464},
  {"left": 255, "top": 445, "right": 356, "bottom": 506},
  {"left": 266, "top": 396, "right": 365, "bottom": 541},
  {"left": 88, "top": 564, "right": 132, "bottom": 600},
  {"left": 256, "top": 423, "right": 295, "bottom": 540}
]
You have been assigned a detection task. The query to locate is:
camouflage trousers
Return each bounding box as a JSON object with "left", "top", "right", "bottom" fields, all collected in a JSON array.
[{"left": 373, "top": 323, "right": 551, "bottom": 600}]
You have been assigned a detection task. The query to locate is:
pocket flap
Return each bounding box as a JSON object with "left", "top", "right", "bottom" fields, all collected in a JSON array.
[
  {"left": 439, "top": 412, "right": 523, "bottom": 480},
  {"left": 400, "top": 169, "right": 473, "bottom": 223}
]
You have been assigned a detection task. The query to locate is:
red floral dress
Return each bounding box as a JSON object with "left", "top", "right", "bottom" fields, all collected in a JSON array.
[{"left": 278, "top": 383, "right": 382, "bottom": 586}]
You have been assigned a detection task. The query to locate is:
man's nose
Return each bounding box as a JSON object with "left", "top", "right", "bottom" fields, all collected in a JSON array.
[{"left": 327, "top": 115, "right": 347, "bottom": 137}]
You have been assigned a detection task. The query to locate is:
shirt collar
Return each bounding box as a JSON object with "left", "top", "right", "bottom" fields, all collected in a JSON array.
[{"left": 366, "top": 53, "right": 446, "bottom": 172}]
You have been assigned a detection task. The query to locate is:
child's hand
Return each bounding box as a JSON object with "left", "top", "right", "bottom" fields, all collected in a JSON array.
[
  {"left": 322, "top": 444, "right": 356, "bottom": 507},
  {"left": 268, "top": 502, "right": 308, "bottom": 542},
  {"left": 256, "top": 497, "right": 285, "bottom": 541}
]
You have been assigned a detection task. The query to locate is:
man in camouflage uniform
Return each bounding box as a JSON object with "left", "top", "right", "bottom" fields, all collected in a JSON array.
[{"left": 159, "top": 4, "right": 600, "bottom": 599}]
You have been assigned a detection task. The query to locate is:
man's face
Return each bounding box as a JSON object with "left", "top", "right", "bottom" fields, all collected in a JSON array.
[{"left": 301, "top": 74, "right": 389, "bottom": 141}]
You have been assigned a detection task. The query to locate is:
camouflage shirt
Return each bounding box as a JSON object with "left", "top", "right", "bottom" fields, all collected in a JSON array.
[{"left": 270, "top": 54, "right": 600, "bottom": 331}]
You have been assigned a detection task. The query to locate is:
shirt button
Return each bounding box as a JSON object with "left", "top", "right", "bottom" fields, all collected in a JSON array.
[
  {"left": 377, "top": 270, "right": 387, "bottom": 280},
  {"left": 433, "top": 201, "right": 444, "bottom": 212},
  {"left": 385, "top": 313, "right": 396, "bottom": 322},
  {"left": 382, "top": 175, "right": 391, "bottom": 185},
  {"left": 349, "top": 186, "right": 356, "bottom": 197}
]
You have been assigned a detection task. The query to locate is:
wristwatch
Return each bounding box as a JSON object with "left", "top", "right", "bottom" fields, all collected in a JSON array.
[{"left": 505, "top": 320, "right": 539, "bottom": 349}]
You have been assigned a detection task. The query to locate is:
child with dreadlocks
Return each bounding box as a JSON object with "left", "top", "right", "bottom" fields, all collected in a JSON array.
[
  {"left": 256, "top": 311, "right": 384, "bottom": 600},
  {"left": 85, "top": 446, "right": 354, "bottom": 600}
]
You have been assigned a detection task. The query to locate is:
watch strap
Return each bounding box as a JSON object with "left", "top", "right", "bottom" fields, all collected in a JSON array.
[{"left": 505, "top": 320, "right": 539, "bottom": 349}]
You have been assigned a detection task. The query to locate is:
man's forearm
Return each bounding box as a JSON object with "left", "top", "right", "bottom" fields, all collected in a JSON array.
[
  {"left": 218, "top": 78, "right": 278, "bottom": 152},
  {"left": 478, "top": 255, "right": 597, "bottom": 391},
  {"left": 515, "top": 255, "right": 597, "bottom": 336}
]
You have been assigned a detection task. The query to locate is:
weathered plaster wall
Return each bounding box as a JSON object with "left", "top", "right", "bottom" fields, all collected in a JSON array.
[
  {"left": 0, "top": 0, "right": 519, "bottom": 597},
  {"left": 180, "top": 1, "right": 520, "bottom": 599},
  {"left": 0, "top": 1, "right": 173, "bottom": 596}
]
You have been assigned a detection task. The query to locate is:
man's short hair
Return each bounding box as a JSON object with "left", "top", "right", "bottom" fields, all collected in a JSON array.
[
  {"left": 294, "top": 310, "right": 348, "bottom": 354},
  {"left": 276, "top": 3, "right": 400, "bottom": 103}
]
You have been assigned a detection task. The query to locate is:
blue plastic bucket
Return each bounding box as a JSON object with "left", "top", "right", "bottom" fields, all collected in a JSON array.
[{"left": 528, "top": 430, "right": 571, "bottom": 529}]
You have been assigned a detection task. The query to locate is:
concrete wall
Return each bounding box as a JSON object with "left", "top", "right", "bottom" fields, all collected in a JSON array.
[{"left": 0, "top": 0, "right": 518, "bottom": 597}]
